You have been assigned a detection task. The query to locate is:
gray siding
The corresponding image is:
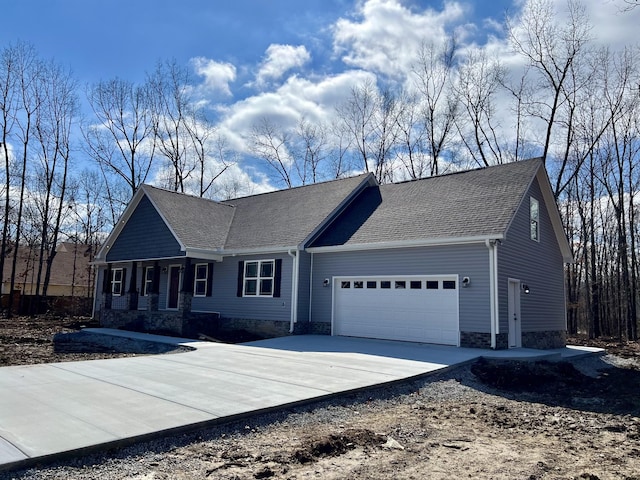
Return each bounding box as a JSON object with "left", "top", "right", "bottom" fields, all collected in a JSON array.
[
  {"left": 191, "top": 253, "right": 293, "bottom": 322},
  {"left": 310, "top": 244, "right": 491, "bottom": 333},
  {"left": 107, "top": 195, "right": 183, "bottom": 262},
  {"left": 498, "top": 177, "right": 566, "bottom": 333}
]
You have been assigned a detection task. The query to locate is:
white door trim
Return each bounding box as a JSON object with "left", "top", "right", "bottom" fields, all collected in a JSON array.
[{"left": 508, "top": 278, "right": 522, "bottom": 348}]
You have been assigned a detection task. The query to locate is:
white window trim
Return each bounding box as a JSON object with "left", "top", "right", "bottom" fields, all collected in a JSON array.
[
  {"left": 142, "top": 266, "right": 153, "bottom": 297},
  {"left": 193, "top": 263, "right": 209, "bottom": 297},
  {"left": 111, "top": 268, "right": 124, "bottom": 297},
  {"left": 530, "top": 196, "right": 540, "bottom": 242},
  {"left": 243, "top": 259, "right": 275, "bottom": 297}
]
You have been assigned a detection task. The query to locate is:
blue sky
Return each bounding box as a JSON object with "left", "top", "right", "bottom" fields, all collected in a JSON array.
[{"left": 1, "top": 0, "right": 638, "bottom": 194}]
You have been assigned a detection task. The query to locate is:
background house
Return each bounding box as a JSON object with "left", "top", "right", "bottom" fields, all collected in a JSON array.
[
  {"left": 1, "top": 242, "right": 94, "bottom": 315},
  {"left": 94, "top": 159, "right": 572, "bottom": 349}
]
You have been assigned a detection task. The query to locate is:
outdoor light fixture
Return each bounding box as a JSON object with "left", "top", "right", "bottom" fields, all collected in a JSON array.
[
  {"left": 522, "top": 284, "right": 530, "bottom": 294},
  {"left": 462, "top": 277, "right": 470, "bottom": 287},
  {"left": 323, "top": 278, "right": 330, "bottom": 287}
]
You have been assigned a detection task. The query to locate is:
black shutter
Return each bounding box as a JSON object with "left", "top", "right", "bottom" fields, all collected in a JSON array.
[
  {"left": 206, "top": 263, "right": 214, "bottom": 297},
  {"left": 121, "top": 268, "right": 127, "bottom": 294},
  {"left": 237, "top": 261, "right": 245, "bottom": 297},
  {"left": 273, "top": 258, "right": 282, "bottom": 298},
  {"left": 103, "top": 266, "right": 111, "bottom": 294}
]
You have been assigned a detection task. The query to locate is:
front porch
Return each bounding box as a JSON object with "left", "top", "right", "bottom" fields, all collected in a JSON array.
[{"left": 97, "top": 258, "right": 221, "bottom": 338}]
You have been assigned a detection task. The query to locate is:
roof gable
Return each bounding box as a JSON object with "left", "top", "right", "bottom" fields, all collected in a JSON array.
[
  {"left": 220, "top": 173, "right": 373, "bottom": 250},
  {"left": 310, "top": 159, "right": 570, "bottom": 255}
]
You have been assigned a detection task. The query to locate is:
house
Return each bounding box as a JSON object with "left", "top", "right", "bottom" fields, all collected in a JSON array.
[
  {"left": 1, "top": 242, "right": 94, "bottom": 314},
  {"left": 93, "top": 158, "right": 573, "bottom": 349}
]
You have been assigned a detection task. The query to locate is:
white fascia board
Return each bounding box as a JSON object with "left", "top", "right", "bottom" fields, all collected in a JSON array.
[
  {"left": 184, "top": 248, "right": 223, "bottom": 261},
  {"left": 91, "top": 254, "right": 188, "bottom": 266},
  {"left": 306, "top": 235, "right": 503, "bottom": 253},
  {"left": 221, "top": 246, "right": 299, "bottom": 257}
]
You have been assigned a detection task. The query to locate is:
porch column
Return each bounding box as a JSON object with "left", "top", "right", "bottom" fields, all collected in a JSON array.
[
  {"left": 180, "top": 258, "right": 193, "bottom": 316},
  {"left": 102, "top": 264, "right": 112, "bottom": 310},
  {"left": 127, "top": 261, "right": 139, "bottom": 310},
  {"left": 149, "top": 261, "right": 160, "bottom": 312}
]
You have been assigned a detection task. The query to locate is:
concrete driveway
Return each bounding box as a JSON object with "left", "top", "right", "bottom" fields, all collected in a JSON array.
[{"left": 0, "top": 329, "right": 600, "bottom": 471}]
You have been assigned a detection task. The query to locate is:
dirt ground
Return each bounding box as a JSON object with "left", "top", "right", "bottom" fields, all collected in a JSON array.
[{"left": 1, "top": 317, "right": 640, "bottom": 480}]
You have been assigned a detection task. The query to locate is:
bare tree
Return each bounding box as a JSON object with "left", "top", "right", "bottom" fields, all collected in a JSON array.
[
  {"left": 84, "top": 77, "right": 156, "bottom": 216},
  {"left": 455, "top": 48, "right": 506, "bottom": 167},
  {"left": 249, "top": 117, "right": 294, "bottom": 188},
  {"left": 336, "top": 80, "right": 401, "bottom": 182},
  {"left": 507, "top": 0, "right": 592, "bottom": 166},
  {"left": 412, "top": 37, "right": 460, "bottom": 175}
]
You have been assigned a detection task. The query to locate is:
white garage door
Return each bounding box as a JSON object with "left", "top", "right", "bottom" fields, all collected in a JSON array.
[{"left": 333, "top": 276, "right": 459, "bottom": 346}]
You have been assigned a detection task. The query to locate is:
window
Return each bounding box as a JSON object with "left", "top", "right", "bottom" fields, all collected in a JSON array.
[
  {"left": 354, "top": 281, "right": 364, "bottom": 289},
  {"left": 244, "top": 260, "right": 275, "bottom": 297},
  {"left": 530, "top": 197, "right": 540, "bottom": 242},
  {"left": 395, "top": 281, "right": 406, "bottom": 289},
  {"left": 194, "top": 263, "right": 209, "bottom": 297},
  {"left": 366, "top": 281, "right": 377, "bottom": 289},
  {"left": 142, "top": 266, "right": 153, "bottom": 296},
  {"left": 381, "top": 281, "right": 391, "bottom": 289},
  {"left": 426, "top": 281, "right": 439, "bottom": 289},
  {"left": 443, "top": 280, "right": 456, "bottom": 290},
  {"left": 410, "top": 281, "right": 422, "bottom": 289},
  {"left": 341, "top": 281, "right": 351, "bottom": 289},
  {"left": 111, "top": 268, "right": 124, "bottom": 296}
]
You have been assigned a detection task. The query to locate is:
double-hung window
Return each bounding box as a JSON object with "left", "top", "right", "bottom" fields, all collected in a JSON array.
[
  {"left": 244, "top": 260, "right": 275, "bottom": 297},
  {"left": 111, "top": 268, "right": 124, "bottom": 296},
  {"left": 530, "top": 197, "right": 540, "bottom": 242},
  {"left": 194, "top": 263, "right": 209, "bottom": 297},
  {"left": 142, "top": 266, "right": 153, "bottom": 296}
]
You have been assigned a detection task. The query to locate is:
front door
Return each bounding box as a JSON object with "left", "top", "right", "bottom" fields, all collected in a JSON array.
[
  {"left": 508, "top": 279, "right": 522, "bottom": 348},
  {"left": 167, "top": 265, "right": 181, "bottom": 309}
]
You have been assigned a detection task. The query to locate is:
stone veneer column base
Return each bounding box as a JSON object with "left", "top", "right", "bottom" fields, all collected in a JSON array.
[
  {"left": 460, "top": 332, "right": 509, "bottom": 349},
  {"left": 522, "top": 330, "right": 566, "bottom": 349}
]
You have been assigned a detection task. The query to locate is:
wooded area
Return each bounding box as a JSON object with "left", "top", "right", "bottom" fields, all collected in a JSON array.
[{"left": 1, "top": 0, "right": 639, "bottom": 339}]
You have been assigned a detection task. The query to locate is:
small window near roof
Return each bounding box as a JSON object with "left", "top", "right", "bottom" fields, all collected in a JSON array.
[{"left": 530, "top": 197, "right": 540, "bottom": 242}]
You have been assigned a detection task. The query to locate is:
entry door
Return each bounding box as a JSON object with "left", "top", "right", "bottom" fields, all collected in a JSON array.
[
  {"left": 167, "top": 265, "right": 181, "bottom": 309},
  {"left": 508, "top": 279, "right": 522, "bottom": 348}
]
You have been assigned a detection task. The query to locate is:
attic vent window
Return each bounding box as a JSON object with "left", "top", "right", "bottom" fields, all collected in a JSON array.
[{"left": 530, "top": 197, "right": 540, "bottom": 242}]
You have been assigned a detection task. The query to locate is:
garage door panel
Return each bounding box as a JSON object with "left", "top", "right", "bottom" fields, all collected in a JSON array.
[{"left": 333, "top": 276, "right": 459, "bottom": 346}]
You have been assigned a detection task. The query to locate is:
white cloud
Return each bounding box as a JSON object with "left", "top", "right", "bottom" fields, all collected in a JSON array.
[
  {"left": 254, "top": 44, "right": 311, "bottom": 87},
  {"left": 332, "top": 0, "right": 468, "bottom": 78},
  {"left": 215, "top": 69, "right": 376, "bottom": 154},
  {"left": 190, "top": 57, "right": 237, "bottom": 96}
]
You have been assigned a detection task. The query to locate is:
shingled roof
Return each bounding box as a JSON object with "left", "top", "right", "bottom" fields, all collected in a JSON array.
[
  {"left": 310, "top": 158, "right": 545, "bottom": 247},
  {"left": 142, "top": 185, "right": 234, "bottom": 250},
  {"left": 99, "top": 158, "right": 568, "bottom": 260},
  {"left": 220, "top": 173, "right": 372, "bottom": 250}
]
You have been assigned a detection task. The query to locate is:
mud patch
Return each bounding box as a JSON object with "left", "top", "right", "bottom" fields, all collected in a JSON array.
[{"left": 292, "top": 428, "right": 386, "bottom": 464}]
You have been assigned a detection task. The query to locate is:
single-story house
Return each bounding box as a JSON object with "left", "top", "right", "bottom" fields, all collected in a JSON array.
[{"left": 93, "top": 158, "right": 573, "bottom": 349}]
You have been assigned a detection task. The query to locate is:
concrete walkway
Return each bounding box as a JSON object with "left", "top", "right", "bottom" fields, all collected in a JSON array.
[{"left": 0, "top": 330, "right": 602, "bottom": 471}]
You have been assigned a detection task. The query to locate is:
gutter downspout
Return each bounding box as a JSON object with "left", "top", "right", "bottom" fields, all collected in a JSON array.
[
  {"left": 486, "top": 239, "right": 500, "bottom": 349},
  {"left": 288, "top": 249, "right": 299, "bottom": 333}
]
